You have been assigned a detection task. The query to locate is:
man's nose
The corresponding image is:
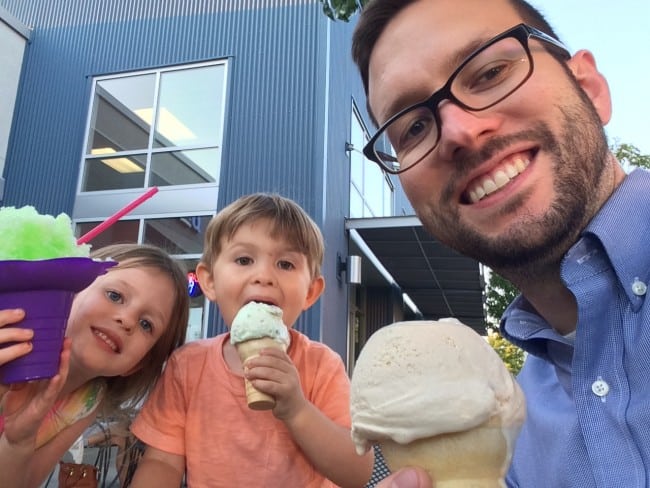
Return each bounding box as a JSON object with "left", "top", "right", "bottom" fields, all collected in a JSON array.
[{"left": 435, "top": 101, "right": 501, "bottom": 160}]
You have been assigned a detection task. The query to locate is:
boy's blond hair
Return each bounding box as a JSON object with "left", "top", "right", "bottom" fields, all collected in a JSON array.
[{"left": 201, "top": 193, "right": 324, "bottom": 278}]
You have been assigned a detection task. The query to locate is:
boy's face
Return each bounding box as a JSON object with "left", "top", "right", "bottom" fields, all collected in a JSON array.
[{"left": 197, "top": 218, "right": 324, "bottom": 328}]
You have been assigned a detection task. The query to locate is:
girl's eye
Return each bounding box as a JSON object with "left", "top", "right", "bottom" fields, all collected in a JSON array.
[
  {"left": 278, "top": 260, "right": 295, "bottom": 271},
  {"left": 139, "top": 319, "right": 153, "bottom": 333},
  {"left": 235, "top": 256, "right": 253, "bottom": 265},
  {"left": 107, "top": 290, "right": 122, "bottom": 303}
]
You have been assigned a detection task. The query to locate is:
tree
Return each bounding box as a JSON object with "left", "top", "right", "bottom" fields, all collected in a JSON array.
[
  {"left": 320, "top": 0, "right": 365, "bottom": 21},
  {"left": 484, "top": 273, "right": 525, "bottom": 374},
  {"left": 612, "top": 141, "right": 650, "bottom": 170}
]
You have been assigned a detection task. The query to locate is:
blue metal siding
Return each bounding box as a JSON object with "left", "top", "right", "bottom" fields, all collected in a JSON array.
[{"left": 1, "top": 0, "right": 369, "bottom": 351}]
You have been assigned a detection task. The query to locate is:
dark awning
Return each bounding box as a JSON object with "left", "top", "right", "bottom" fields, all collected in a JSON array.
[{"left": 346, "top": 216, "right": 486, "bottom": 334}]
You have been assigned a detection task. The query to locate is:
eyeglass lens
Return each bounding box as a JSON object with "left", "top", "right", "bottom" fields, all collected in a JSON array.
[{"left": 374, "top": 34, "right": 532, "bottom": 173}]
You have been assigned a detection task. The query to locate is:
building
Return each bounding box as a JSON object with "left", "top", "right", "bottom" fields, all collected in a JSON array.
[{"left": 0, "top": 0, "right": 484, "bottom": 370}]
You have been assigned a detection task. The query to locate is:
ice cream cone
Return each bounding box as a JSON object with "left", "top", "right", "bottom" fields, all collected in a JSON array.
[
  {"left": 236, "top": 337, "right": 287, "bottom": 410},
  {"left": 379, "top": 417, "right": 518, "bottom": 488}
]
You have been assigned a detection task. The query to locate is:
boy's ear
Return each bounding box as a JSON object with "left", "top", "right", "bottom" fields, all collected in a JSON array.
[
  {"left": 303, "top": 276, "right": 325, "bottom": 310},
  {"left": 567, "top": 49, "right": 612, "bottom": 125},
  {"left": 195, "top": 262, "right": 218, "bottom": 301}
]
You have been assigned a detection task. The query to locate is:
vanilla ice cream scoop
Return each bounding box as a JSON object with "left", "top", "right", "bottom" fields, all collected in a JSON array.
[
  {"left": 230, "top": 301, "right": 290, "bottom": 410},
  {"left": 350, "top": 319, "right": 525, "bottom": 487}
]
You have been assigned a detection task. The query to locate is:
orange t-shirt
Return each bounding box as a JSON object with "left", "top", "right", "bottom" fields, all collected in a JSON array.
[{"left": 131, "top": 329, "right": 350, "bottom": 487}]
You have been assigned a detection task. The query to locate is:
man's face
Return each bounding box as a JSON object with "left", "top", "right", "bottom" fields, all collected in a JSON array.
[{"left": 367, "top": 0, "right": 612, "bottom": 273}]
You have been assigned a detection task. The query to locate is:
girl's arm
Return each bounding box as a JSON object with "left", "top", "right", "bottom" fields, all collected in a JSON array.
[{"left": 0, "top": 339, "right": 93, "bottom": 487}]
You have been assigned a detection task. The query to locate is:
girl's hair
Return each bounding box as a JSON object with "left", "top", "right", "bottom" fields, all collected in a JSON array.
[
  {"left": 89, "top": 243, "right": 189, "bottom": 414},
  {"left": 201, "top": 193, "right": 324, "bottom": 279}
]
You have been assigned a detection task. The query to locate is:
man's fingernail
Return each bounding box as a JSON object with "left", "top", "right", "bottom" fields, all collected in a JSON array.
[{"left": 391, "top": 469, "right": 419, "bottom": 488}]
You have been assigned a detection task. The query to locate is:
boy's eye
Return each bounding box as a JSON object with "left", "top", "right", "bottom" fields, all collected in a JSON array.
[
  {"left": 278, "top": 260, "right": 295, "bottom": 270},
  {"left": 107, "top": 290, "right": 122, "bottom": 303},
  {"left": 139, "top": 319, "right": 153, "bottom": 333},
  {"left": 235, "top": 256, "right": 253, "bottom": 265}
]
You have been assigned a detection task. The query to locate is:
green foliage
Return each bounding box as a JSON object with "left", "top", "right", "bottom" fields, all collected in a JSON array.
[
  {"left": 484, "top": 272, "right": 519, "bottom": 329},
  {"left": 487, "top": 329, "right": 525, "bottom": 375},
  {"left": 484, "top": 273, "right": 524, "bottom": 374},
  {"left": 320, "top": 0, "right": 366, "bottom": 21},
  {"left": 612, "top": 142, "right": 650, "bottom": 170}
]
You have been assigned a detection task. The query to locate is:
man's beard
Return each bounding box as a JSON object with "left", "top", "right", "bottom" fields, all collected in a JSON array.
[{"left": 417, "top": 94, "right": 610, "bottom": 278}]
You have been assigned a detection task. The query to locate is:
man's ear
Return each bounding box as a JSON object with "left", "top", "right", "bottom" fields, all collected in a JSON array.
[
  {"left": 303, "top": 276, "right": 325, "bottom": 310},
  {"left": 195, "top": 262, "right": 218, "bottom": 301},
  {"left": 568, "top": 49, "right": 612, "bottom": 125}
]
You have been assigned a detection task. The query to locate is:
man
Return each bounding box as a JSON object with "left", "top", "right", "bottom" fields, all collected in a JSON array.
[{"left": 352, "top": 0, "right": 650, "bottom": 486}]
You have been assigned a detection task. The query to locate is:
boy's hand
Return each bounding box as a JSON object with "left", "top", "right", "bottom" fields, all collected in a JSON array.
[
  {"left": 244, "top": 347, "right": 306, "bottom": 419},
  {"left": 1, "top": 338, "right": 71, "bottom": 448}
]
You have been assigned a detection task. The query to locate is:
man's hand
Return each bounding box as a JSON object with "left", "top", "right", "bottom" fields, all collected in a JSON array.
[{"left": 376, "top": 467, "right": 434, "bottom": 488}]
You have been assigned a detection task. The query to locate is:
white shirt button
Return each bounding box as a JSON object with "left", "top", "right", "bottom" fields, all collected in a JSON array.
[
  {"left": 632, "top": 279, "right": 647, "bottom": 296},
  {"left": 592, "top": 378, "right": 610, "bottom": 397}
]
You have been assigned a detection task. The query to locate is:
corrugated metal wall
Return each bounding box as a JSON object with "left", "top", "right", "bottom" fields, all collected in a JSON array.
[{"left": 1, "top": 0, "right": 369, "bottom": 353}]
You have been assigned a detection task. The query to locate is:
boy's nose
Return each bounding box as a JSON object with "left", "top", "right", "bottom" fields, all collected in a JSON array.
[{"left": 252, "top": 264, "right": 276, "bottom": 285}]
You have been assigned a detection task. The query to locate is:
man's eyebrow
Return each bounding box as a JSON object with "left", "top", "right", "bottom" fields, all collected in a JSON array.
[{"left": 377, "top": 35, "right": 495, "bottom": 124}]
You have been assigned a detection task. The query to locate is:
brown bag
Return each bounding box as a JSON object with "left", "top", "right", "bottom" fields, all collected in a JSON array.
[{"left": 58, "top": 461, "right": 99, "bottom": 488}]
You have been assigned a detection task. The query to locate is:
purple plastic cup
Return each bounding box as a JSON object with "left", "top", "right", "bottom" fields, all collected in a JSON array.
[{"left": 0, "top": 257, "right": 116, "bottom": 383}]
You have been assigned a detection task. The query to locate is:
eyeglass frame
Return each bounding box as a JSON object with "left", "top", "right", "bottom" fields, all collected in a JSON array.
[{"left": 362, "top": 23, "right": 571, "bottom": 174}]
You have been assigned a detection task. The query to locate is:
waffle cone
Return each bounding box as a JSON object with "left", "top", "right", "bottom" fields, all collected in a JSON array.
[
  {"left": 236, "top": 337, "right": 287, "bottom": 410},
  {"left": 380, "top": 419, "right": 514, "bottom": 488}
]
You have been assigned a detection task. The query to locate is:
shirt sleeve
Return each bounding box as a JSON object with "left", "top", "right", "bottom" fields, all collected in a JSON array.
[{"left": 131, "top": 350, "right": 189, "bottom": 456}]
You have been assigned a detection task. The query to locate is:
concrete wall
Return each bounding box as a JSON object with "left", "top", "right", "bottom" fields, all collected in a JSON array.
[{"left": 0, "top": 6, "right": 29, "bottom": 201}]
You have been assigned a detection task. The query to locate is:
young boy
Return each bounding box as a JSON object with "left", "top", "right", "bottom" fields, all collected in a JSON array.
[{"left": 130, "top": 193, "right": 374, "bottom": 487}]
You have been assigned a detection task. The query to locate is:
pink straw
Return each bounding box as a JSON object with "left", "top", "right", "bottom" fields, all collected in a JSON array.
[{"left": 77, "top": 187, "right": 159, "bottom": 244}]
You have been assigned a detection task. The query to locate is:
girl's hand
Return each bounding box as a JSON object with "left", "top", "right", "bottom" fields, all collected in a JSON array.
[
  {"left": 1, "top": 338, "right": 71, "bottom": 448},
  {"left": 0, "top": 309, "right": 33, "bottom": 368},
  {"left": 0, "top": 309, "right": 33, "bottom": 399}
]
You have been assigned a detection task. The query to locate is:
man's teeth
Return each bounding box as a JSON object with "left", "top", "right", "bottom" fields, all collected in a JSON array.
[
  {"left": 94, "top": 330, "right": 118, "bottom": 352},
  {"left": 468, "top": 158, "right": 529, "bottom": 203}
]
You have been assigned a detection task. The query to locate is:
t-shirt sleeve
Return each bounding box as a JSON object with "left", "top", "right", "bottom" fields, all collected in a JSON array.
[
  {"left": 300, "top": 342, "right": 352, "bottom": 427},
  {"left": 131, "top": 350, "right": 189, "bottom": 456}
]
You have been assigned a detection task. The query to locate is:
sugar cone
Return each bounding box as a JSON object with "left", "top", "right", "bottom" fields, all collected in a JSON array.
[
  {"left": 380, "top": 419, "right": 517, "bottom": 488},
  {"left": 236, "top": 337, "right": 287, "bottom": 410}
]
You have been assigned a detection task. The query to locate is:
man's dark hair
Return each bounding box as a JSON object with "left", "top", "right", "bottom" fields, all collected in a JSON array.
[{"left": 352, "top": 0, "right": 563, "bottom": 99}]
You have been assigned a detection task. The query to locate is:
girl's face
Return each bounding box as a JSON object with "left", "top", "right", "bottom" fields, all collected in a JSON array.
[{"left": 65, "top": 265, "right": 175, "bottom": 378}]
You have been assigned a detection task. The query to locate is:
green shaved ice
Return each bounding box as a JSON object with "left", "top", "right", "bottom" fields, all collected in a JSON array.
[{"left": 0, "top": 206, "right": 90, "bottom": 260}]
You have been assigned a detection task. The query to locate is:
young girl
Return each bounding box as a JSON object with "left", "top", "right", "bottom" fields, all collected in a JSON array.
[{"left": 0, "top": 243, "right": 189, "bottom": 487}]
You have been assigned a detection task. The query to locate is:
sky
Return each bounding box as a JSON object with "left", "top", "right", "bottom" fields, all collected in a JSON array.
[{"left": 529, "top": 1, "right": 650, "bottom": 154}]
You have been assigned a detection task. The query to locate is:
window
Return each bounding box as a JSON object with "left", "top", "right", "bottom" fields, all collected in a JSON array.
[
  {"left": 82, "top": 61, "right": 227, "bottom": 191},
  {"left": 74, "top": 60, "right": 229, "bottom": 341},
  {"left": 349, "top": 107, "right": 394, "bottom": 218}
]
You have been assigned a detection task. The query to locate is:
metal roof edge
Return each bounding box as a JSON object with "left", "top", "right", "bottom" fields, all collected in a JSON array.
[
  {"left": 345, "top": 214, "right": 422, "bottom": 230},
  {"left": 0, "top": 5, "right": 32, "bottom": 40}
]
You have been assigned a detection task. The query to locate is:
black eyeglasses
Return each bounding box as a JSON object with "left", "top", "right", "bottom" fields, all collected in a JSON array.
[{"left": 363, "top": 23, "right": 571, "bottom": 174}]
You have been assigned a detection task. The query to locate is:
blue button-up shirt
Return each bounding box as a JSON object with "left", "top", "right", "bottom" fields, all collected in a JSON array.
[{"left": 503, "top": 169, "right": 650, "bottom": 487}]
